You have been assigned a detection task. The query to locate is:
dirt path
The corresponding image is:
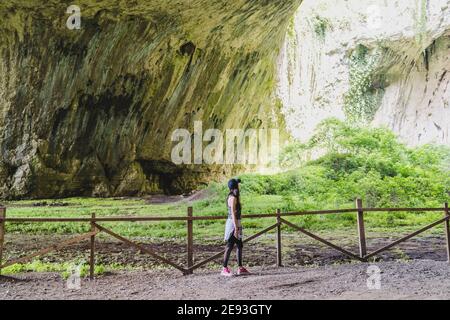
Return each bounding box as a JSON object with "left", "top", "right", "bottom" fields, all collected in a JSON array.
[{"left": 2, "top": 260, "right": 450, "bottom": 300}]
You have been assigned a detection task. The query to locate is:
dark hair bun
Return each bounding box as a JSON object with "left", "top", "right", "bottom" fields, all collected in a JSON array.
[{"left": 227, "top": 178, "right": 241, "bottom": 189}]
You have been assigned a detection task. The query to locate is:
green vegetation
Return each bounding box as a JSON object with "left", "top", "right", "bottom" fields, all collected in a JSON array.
[
  {"left": 1, "top": 260, "right": 126, "bottom": 277},
  {"left": 204, "top": 119, "right": 450, "bottom": 232},
  {"left": 278, "top": 118, "right": 450, "bottom": 207},
  {"left": 344, "top": 45, "right": 387, "bottom": 122},
  {"left": 311, "top": 15, "right": 331, "bottom": 39},
  {"left": 4, "top": 119, "right": 449, "bottom": 242}
]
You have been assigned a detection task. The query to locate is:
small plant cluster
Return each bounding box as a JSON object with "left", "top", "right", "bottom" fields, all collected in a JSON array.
[
  {"left": 1, "top": 260, "right": 118, "bottom": 277},
  {"left": 311, "top": 15, "right": 331, "bottom": 39},
  {"left": 344, "top": 45, "right": 386, "bottom": 122}
]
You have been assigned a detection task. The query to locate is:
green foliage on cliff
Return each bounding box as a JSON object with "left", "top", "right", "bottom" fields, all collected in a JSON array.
[
  {"left": 311, "top": 15, "right": 331, "bottom": 39},
  {"left": 344, "top": 45, "right": 387, "bottom": 122}
]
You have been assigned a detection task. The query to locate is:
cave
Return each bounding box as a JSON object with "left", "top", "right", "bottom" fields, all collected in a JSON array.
[
  {"left": 0, "top": 0, "right": 449, "bottom": 199},
  {"left": 0, "top": 0, "right": 300, "bottom": 198}
]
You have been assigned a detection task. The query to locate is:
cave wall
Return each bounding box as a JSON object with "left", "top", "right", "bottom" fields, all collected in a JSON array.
[
  {"left": 3, "top": 0, "right": 447, "bottom": 200},
  {"left": 277, "top": 0, "right": 450, "bottom": 146},
  {"left": 0, "top": 0, "right": 301, "bottom": 198}
]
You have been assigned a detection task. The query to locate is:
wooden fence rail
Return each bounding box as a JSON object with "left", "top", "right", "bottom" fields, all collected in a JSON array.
[{"left": 0, "top": 200, "right": 448, "bottom": 278}]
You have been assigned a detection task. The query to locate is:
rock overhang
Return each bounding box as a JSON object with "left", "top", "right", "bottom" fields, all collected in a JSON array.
[{"left": 0, "top": 0, "right": 302, "bottom": 198}]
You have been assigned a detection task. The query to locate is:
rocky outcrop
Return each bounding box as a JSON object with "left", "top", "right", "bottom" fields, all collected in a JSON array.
[
  {"left": 0, "top": 0, "right": 300, "bottom": 198},
  {"left": 277, "top": 0, "right": 450, "bottom": 146},
  {"left": 2, "top": 0, "right": 448, "bottom": 199}
]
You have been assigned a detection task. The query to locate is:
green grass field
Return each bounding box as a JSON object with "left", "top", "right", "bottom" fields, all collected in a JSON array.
[{"left": 2, "top": 194, "right": 447, "bottom": 240}]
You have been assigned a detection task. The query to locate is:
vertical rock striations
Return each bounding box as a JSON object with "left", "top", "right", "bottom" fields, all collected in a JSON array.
[{"left": 0, "top": 0, "right": 301, "bottom": 198}]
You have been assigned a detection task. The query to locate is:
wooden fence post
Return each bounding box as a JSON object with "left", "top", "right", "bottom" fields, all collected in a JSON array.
[
  {"left": 444, "top": 203, "right": 450, "bottom": 263},
  {"left": 89, "top": 212, "right": 96, "bottom": 279},
  {"left": 0, "top": 206, "right": 5, "bottom": 275},
  {"left": 276, "top": 209, "right": 282, "bottom": 267},
  {"left": 187, "top": 207, "right": 193, "bottom": 274},
  {"left": 356, "top": 199, "right": 367, "bottom": 259}
]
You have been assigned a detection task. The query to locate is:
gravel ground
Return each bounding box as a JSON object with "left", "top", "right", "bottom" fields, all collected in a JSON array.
[{"left": 2, "top": 260, "right": 450, "bottom": 300}]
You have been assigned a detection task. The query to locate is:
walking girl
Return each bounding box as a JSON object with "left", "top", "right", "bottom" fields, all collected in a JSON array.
[{"left": 221, "top": 178, "right": 250, "bottom": 276}]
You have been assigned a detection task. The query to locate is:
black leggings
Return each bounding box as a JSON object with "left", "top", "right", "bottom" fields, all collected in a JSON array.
[{"left": 223, "top": 235, "right": 243, "bottom": 267}]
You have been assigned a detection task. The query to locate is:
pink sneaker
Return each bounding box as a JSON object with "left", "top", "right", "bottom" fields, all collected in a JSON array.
[
  {"left": 237, "top": 267, "right": 250, "bottom": 276},
  {"left": 221, "top": 267, "right": 233, "bottom": 277}
]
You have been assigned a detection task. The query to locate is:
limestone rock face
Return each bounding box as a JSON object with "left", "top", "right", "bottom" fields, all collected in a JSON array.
[
  {"left": 0, "top": 0, "right": 300, "bottom": 198},
  {"left": 277, "top": 0, "right": 450, "bottom": 146},
  {"left": 2, "top": 0, "right": 448, "bottom": 199}
]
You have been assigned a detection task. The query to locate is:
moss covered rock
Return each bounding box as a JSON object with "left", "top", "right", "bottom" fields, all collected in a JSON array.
[{"left": 0, "top": 0, "right": 300, "bottom": 198}]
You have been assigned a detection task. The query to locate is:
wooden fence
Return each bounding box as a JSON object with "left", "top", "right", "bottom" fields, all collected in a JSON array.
[{"left": 0, "top": 200, "right": 449, "bottom": 278}]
